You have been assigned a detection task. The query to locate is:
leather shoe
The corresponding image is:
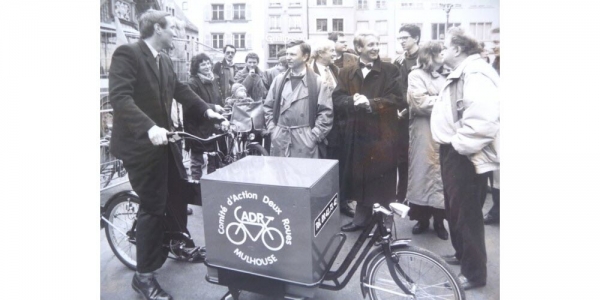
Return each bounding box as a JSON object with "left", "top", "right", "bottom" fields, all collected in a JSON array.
[
  {"left": 442, "top": 254, "right": 461, "bottom": 265},
  {"left": 132, "top": 273, "right": 173, "bottom": 300},
  {"left": 433, "top": 221, "right": 449, "bottom": 240},
  {"left": 340, "top": 204, "right": 355, "bottom": 218},
  {"left": 341, "top": 222, "right": 364, "bottom": 232},
  {"left": 412, "top": 220, "right": 429, "bottom": 234},
  {"left": 483, "top": 213, "right": 499, "bottom": 225},
  {"left": 457, "top": 274, "right": 486, "bottom": 290}
]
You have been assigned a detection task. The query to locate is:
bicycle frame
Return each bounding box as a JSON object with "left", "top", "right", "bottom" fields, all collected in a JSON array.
[{"left": 319, "top": 204, "right": 415, "bottom": 297}]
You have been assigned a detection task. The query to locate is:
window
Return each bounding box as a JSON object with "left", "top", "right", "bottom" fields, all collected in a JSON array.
[
  {"left": 233, "top": 4, "right": 245, "bottom": 20},
  {"left": 317, "top": 19, "right": 327, "bottom": 32},
  {"left": 269, "top": 0, "right": 281, "bottom": 6},
  {"left": 332, "top": 19, "right": 343, "bottom": 32},
  {"left": 233, "top": 33, "right": 245, "bottom": 49},
  {"left": 269, "top": 44, "right": 286, "bottom": 59},
  {"left": 212, "top": 33, "right": 224, "bottom": 48},
  {"left": 431, "top": 3, "right": 462, "bottom": 9},
  {"left": 357, "top": 0, "right": 368, "bottom": 9},
  {"left": 270, "top": 15, "right": 281, "bottom": 31},
  {"left": 375, "top": 0, "right": 386, "bottom": 9},
  {"left": 212, "top": 4, "right": 224, "bottom": 20},
  {"left": 431, "top": 22, "right": 461, "bottom": 40},
  {"left": 333, "top": 0, "right": 343, "bottom": 4},
  {"left": 289, "top": 15, "right": 302, "bottom": 31},
  {"left": 289, "top": 0, "right": 302, "bottom": 6},
  {"left": 375, "top": 20, "right": 387, "bottom": 35},
  {"left": 470, "top": 22, "right": 492, "bottom": 41},
  {"left": 317, "top": 0, "right": 327, "bottom": 5},
  {"left": 399, "top": 2, "right": 423, "bottom": 9},
  {"left": 356, "top": 21, "right": 369, "bottom": 31}
]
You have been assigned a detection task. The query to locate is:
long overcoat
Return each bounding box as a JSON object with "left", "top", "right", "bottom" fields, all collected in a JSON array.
[
  {"left": 184, "top": 75, "right": 223, "bottom": 152},
  {"left": 332, "top": 58, "right": 403, "bottom": 207}
]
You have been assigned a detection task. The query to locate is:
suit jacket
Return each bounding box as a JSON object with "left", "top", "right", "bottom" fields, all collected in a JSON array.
[{"left": 109, "top": 40, "right": 210, "bottom": 213}]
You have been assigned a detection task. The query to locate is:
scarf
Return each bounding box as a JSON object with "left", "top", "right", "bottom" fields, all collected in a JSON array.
[{"left": 198, "top": 71, "right": 215, "bottom": 84}]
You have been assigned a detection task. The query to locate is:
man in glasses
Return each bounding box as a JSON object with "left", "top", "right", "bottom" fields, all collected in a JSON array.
[{"left": 213, "top": 44, "right": 238, "bottom": 101}]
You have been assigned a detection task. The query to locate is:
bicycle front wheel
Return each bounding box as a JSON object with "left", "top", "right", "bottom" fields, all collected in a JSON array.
[
  {"left": 364, "top": 246, "right": 465, "bottom": 300},
  {"left": 104, "top": 194, "right": 139, "bottom": 271}
]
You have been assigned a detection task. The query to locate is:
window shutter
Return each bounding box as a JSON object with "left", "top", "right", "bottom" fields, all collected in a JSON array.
[
  {"left": 246, "top": 33, "right": 252, "bottom": 50},
  {"left": 205, "top": 4, "right": 211, "bottom": 21},
  {"left": 246, "top": 4, "right": 252, "bottom": 20},
  {"left": 226, "top": 4, "right": 233, "bottom": 20}
]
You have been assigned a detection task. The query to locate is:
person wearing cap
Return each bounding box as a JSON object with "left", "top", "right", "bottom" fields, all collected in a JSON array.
[
  {"left": 264, "top": 40, "right": 333, "bottom": 158},
  {"left": 332, "top": 30, "right": 403, "bottom": 233},
  {"left": 233, "top": 52, "right": 268, "bottom": 102},
  {"left": 328, "top": 31, "right": 358, "bottom": 70},
  {"left": 224, "top": 83, "right": 255, "bottom": 111}
]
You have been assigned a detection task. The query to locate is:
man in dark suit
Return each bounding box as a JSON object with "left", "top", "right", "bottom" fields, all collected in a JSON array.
[
  {"left": 109, "top": 10, "right": 228, "bottom": 300},
  {"left": 332, "top": 31, "right": 403, "bottom": 232}
]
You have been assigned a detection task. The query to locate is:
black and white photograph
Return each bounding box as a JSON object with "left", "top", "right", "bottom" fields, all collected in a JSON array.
[{"left": 98, "top": 0, "right": 500, "bottom": 299}]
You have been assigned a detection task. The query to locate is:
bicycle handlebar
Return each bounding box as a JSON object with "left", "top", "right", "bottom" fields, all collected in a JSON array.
[{"left": 167, "top": 131, "right": 227, "bottom": 144}]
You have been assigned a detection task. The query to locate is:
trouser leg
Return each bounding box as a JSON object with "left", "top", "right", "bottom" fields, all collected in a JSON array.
[
  {"left": 190, "top": 149, "right": 204, "bottom": 181},
  {"left": 439, "top": 144, "right": 488, "bottom": 283},
  {"left": 164, "top": 149, "right": 193, "bottom": 245}
]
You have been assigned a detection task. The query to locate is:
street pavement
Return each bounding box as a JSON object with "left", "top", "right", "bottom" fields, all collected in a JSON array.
[{"left": 100, "top": 180, "right": 499, "bottom": 300}]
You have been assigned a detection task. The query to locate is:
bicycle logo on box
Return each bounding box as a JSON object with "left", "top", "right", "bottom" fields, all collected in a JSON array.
[{"left": 217, "top": 191, "right": 293, "bottom": 266}]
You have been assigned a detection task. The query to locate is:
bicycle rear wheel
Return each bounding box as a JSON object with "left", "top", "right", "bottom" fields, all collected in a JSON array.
[
  {"left": 364, "top": 246, "right": 464, "bottom": 300},
  {"left": 104, "top": 194, "right": 139, "bottom": 270},
  {"left": 246, "top": 143, "right": 268, "bottom": 156}
]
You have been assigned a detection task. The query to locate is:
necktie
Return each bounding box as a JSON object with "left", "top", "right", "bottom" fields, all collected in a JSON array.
[{"left": 359, "top": 62, "right": 373, "bottom": 70}]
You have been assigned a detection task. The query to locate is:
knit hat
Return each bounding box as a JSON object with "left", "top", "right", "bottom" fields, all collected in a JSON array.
[{"left": 231, "top": 83, "right": 246, "bottom": 96}]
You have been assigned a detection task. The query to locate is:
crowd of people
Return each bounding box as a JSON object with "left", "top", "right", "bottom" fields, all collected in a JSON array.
[{"left": 108, "top": 9, "right": 500, "bottom": 299}]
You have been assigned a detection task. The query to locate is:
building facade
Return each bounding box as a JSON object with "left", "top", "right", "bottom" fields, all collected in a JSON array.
[
  {"left": 202, "top": 1, "right": 265, "bottom": 70},
  {"left": 264, "top": 0, "right": 309, "bottom": 68}
]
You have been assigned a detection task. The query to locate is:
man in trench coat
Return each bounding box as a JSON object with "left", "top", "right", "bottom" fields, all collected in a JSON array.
[
  {"left": 109, "top": 10, "right": 228, "bottom": 299},
  {"left": 332, "top": 31, "right": 404, "bottom": 232}
]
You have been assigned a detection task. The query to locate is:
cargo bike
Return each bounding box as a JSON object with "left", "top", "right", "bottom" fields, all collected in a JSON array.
[{"left": 103, "top": 131, "right": 464, "bottom": 300}]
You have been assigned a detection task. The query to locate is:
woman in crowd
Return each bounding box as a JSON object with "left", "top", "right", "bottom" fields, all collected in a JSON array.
[
  {"left": 184, "top": 53, "right": 226, "bottom": 180},
  {"left": 405, "top": 41, "right": 448, "bottom": 240}
]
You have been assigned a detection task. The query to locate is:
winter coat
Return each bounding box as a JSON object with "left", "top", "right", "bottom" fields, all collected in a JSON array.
[
  {"left": 332, "top": 58, "right": 402, "bottom": 206},
  {"left": 264, "top": 68, "right": 333, "bottom": 158},
  {"left": 213, "top": 59, "right": 237, "bottom": 101},
  {"left": 393, "top": 50, "right": 418, "bottom": 163},
  {"left": 431, "top": 54, "right": 500, "bottom": 174},
  {"left": 405, "top": 68, "right": 446, "bottom": 208},
  {"left": 184, "top": 74, "right": 223, "bottom": 152},
  {"left": 233, "top": 66, "right": 268, "bottom": 102}
]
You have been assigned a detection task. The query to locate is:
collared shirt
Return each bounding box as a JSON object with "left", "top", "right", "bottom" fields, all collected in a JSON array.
[
  {"left": 358, "top": 59, "right": 373, "bottom": 78},
  {"left": 315, "top": 62, "right": 337, "bottom": 89}
]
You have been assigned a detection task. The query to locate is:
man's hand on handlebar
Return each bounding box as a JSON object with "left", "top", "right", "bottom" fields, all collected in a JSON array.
[
  {"left": 205, "top": 109, "right": 230, "bottom": 132},
  {"left": 148, "top": 125, "right": 169, "bottom": 146}
]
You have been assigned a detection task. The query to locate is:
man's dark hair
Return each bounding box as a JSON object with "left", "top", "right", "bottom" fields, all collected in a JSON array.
[
  {"left": 223, "top": 44, "right": 236, "bottom": 53},
  {"left": 447, "top": 27, "right": 481, "bottom": 56},
  {"left": 245, "top": 52, "right": 260, "bottom": 63},
  {"left": 327, "top": 31, "right": 345, "bottom": 42},
  {"left": 399, "top": 24, "right": 421, "bottom": 45},
  {"left": 276, "top": 49, "right": 286, "bottom": 58},
  {"left": 190, "top": 53, "right": 212, "bottom": 76},
  {"left": 139, "top": 9, "right": 170, "bottom": 39},
  {"left": 491, "top": 27, "right": 500, "bottom": 34},
  {"left": 286, "top": 40, "right": 311, "bottom": 62}
]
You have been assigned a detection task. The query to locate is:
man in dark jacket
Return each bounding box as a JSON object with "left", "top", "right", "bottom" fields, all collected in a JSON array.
[
  {"left": 328, "top": 31, "right": 359, "bottom": 70},
  {"left": 393, "top": 24, "right": 422, "bottom": 232},
  {"left": 213, "top": 44, "right": 238, "bottom": 101},
  {"left": 233, "top": 52, "right": 268, "bottom": 102},
  {"left": 332, "top": 31, "right": 403, "bottom": 232},
  {"left": 109, "top": 10, "right": 228, "bottom": 299}
]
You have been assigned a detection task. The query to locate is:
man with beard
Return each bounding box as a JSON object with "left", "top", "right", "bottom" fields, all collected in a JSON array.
[
  {"left": 393, "top": 24, "right": 420, "bottom": 228},
  {"left": 213, "top": 44, "right": 238, "bottom": 101},
  {"left": 332, "top": 31, "right": 402, "bottom": 232},
  {"left": 431, "top": 26, "right": 500, "bottom": 290},
  {"left": 264, "top": 40, "right": 333, "bottom": 158},
  {"left": 328, "top": 31, "right": 358, "bottom": 70}
]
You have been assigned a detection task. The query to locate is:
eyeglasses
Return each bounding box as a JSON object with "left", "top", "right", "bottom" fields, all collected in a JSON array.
[
  {"left": 397, "top": 36, "right": 412, "bottom": 41},
  {"left": 225, "top": 51, "right": 235, "bottom": 55}
]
